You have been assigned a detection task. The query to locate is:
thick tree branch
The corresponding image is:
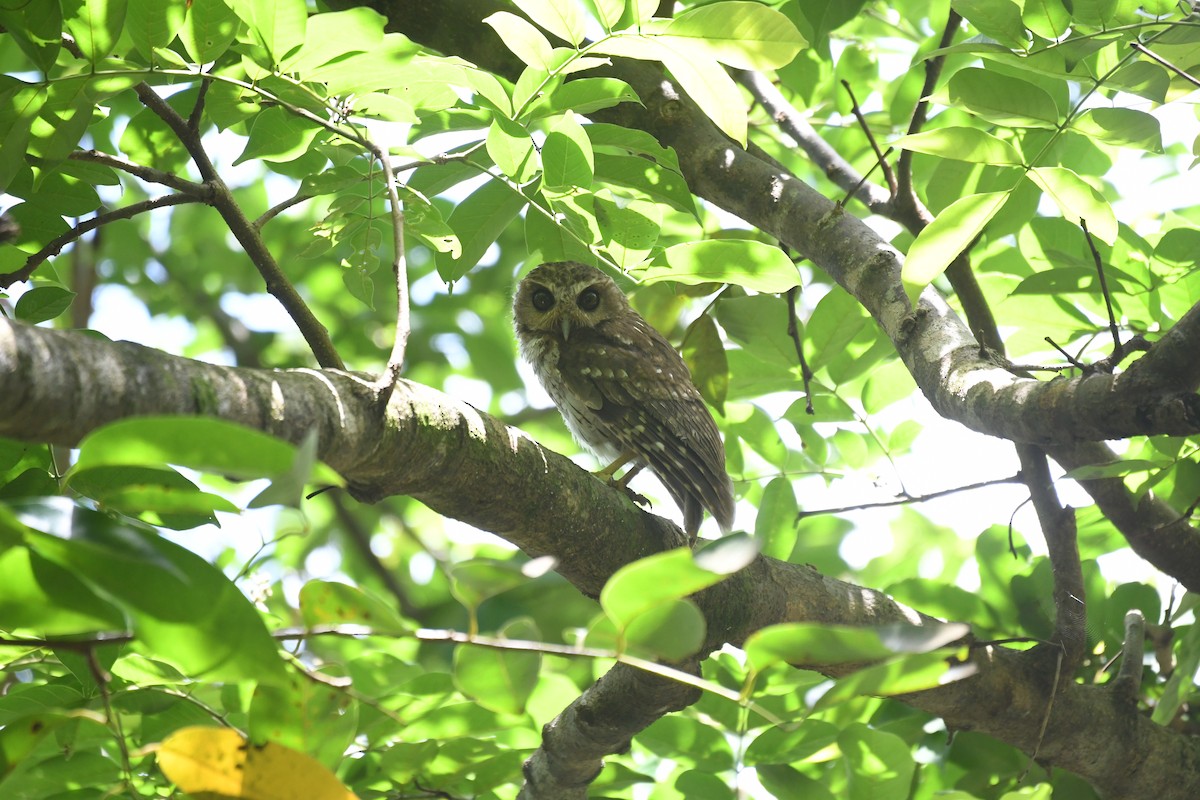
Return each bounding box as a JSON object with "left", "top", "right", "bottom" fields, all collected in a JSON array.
[{"left": 3, "top": 316, "right": 1200, "bottom": 799}]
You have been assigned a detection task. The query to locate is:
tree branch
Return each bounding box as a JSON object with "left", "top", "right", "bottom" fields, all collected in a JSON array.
[{"left": 4, "top": 315, "right": 1200, "bottom": 799}]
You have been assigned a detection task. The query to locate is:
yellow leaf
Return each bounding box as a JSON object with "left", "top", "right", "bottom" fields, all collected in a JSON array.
[{"left": 157, "top": 726, "right": 358, "bottom": 800}]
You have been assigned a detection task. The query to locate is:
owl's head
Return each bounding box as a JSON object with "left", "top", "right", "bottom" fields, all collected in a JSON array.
[{"left": 513, "top": 261, "right": 630, "bottom": 340}]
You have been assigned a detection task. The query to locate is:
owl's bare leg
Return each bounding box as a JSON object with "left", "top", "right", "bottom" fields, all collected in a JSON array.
[{"left": 595, "top": 451, "right": 651, "bottom": 508}]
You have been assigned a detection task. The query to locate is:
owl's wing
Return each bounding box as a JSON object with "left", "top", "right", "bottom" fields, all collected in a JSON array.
[{"left": 558, "top": 318, "right": 734, "bottom": 533}]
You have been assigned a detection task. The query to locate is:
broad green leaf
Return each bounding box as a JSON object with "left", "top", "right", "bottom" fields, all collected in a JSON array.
[
  {"left": 179, "top": 0, "right": 239, "bottom": 64},
  {"left": 1062, "top": 459, "right": 1163, "bottom": 480},
  {"left": 250, "top": 671, "right": 357, "bottom": 770},
  {"left": 745, "top": 720, "right": 841, "bottom": 767},
  {"left": 584, "top": 0, "right": 625, "bottom": 30},
  {"left": 890, "top": 127, "right": 1023, "bottom": 165},
  {"left": 953, "top": 0, "right": 1028, "bottom": 49},
  {"left": 744, "top": 622, "right": 968, "bottom": 671},
  {"left": 1021, "top": 0, "right": 1071, "bottom": 39},
  {"left": 483, "top": 11, "right": 555, "bottom": 70},
  {"left": 282, "top": 7, "right": 386, "bottom": 73},
  {"left": 452, "top": 618, "right": 541, "bottom": 714},
  {"left": 126, "top": 0, "right": 186, "bottom": 58},
  {"left": 513, "top": 0, "right": 587, "bottom": 46},
  {"left": 755, "top": 477, "right": 798, "bottom": 559},
  {"left": 68, "top": 465, "right": 236, "bottom": 526},
  {"left": 307, "top": 36, "right": 421, "bottom": 97},
  {"left": 838, "top": 723, "right": 916, "bottom": 800},
  {"left": 594, "top": 152, "right": 696, "bottom": 215},
  {"left": 234, "top": 107, "right": 324, "bottom": 165},
  {"left": 902, "top": 191, "right": 1009, "bottom": 301},
  {"left": 67, "top": 417, "right": 342, "bottom": 486},
  {"left": 0, "top": 81, "right": 46, "bottom": 192},
  {"left": 600, "top": 548, "right": 731, "bottom": 629},
  {"left": 486, "top": 116, "right": 538, "bottom": 183},
  {"left": 61, "top": 0, "right": 126, "bottom": 62},
  {"left": 1027, "top": 166, "right": 1116, "bottom": 244},
  {"left": 623, "top": 598, "right": 706, "bottom": 659},
  {"left": 639, "top": 240, "right": 801, "bottom": 292},
  {"left": 449, "top": 559, "right": 530, "bottom": 609},
  {"left": 435, "top": 178, "right": 527, "bottom": 282},
  {"left": 656, "top": 2, "right": 807, "bottom": 70},
  {"left": 595, "top": 194, "right": 661, "bottom": 267},
  {"left": 815, "top": 650, "right": 972, "bottom": 711},
  {"left": 542, "top": 110, "right": 594, "bottom": 190},
  {"left": 1068, "top": 108, "right": 1162, "bottom": 152},
  {"left": 680, "top": 312, "right": 729, "bottom": 413},
  {"left": 299, "top": 579, "right": 410, "bottom": 634},
  {"left": 532, "top": 78, "right": 641, "bottom": 118},
  {"left": 227, "top": 0, "right": 307, "bottom": 64},
  {"left": 692, "top": 531, "right": 760, "bottom": 575},
  {"left": 158, "top": 727, "right": 357, "bottom": 800},
  {"left": 946, "top": 67, "right": 1059, "bottom": 128},
  {"left": 805, "top": 286, "right": 870, "bottom": 372},
  {"left": 13, "top": 285, "right": 74, "bottom": 324},
  {"left": 25, "top": 513, "right": 288, "bottom": 684},
  {"left": 0, "top": 543, "right": 125, "bottom": 634}
]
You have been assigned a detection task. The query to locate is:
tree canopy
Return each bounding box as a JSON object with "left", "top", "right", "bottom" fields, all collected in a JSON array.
[{"left": 2, "top": 0, "right": 1200, "bottom": 798}]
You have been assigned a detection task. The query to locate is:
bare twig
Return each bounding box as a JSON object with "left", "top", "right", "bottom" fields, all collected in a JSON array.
[
  {"left": 785, "top": 285, "right": 814, "bottom": 414},
  {"left": 1043, "top": 336, "right": 1087, "bottom": 371},
  {"left": 840, "top": 80, "right": 897, "bottom": 194},
  {"left": 796, "top": 473, "right": 1022, "bottom": 519},
  {"left": 254, "top": 189, "right": 316, "bottom": 229},
  {"left": 896, "top": 10, "right": 962, "bottom": 211},
  {"left": 1, "top": 194, "right": 205, "bottom": 288},
  {"left": 1131, "top": 41, "right": 1200, "bottom": 89},
  {"left": 1080, "top": 220, "right": 1123, "bottom": 356},
  {"left": 370, "top": 143, "right": 410, "bottom": 394},
  {"left": 69, "top": 149, "right": 208, "bottom": 194}
]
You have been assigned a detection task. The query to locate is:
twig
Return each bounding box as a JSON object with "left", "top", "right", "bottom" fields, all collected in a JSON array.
[
  {"left": 896, "top": 10, "right": 962, "bottom": 210},
  {"left": 87, "top": 645, "right": 132, "bottom": 783},
  {"left": 837, "top": 147, "right": 892, "bottom": 209},
  {"left": 1080, "top": 220, "right": 1122, "bottom": 356},
  {"left": 1, "top": 194, "right": 204, "bottom": 287},
  {"left": 254, "top": 189, "right": 315, "bottom": 229},
  {"left": 840, "top": 80, "right": 897, "bottom": 194},
  {"left": 1131, "top": 41, "right": 1200, "bottom": 89},
  {"left": 1019, "top": 647, "right": 1063, "bottom": 783},
  {"left": 132, "top": 81, "right": 346, "bottom": 370},
  {"left": 370, "top": 143, "right": 410, "bottom": 394},
  {"left": 784, "top": 285, "right": 814, "bottom": 414},
  {"left": 796, "top": 473, "right": 1022, "bottom": 519},
  {"left": 735, "top": 70, "right": 893, "bottom": 214},
  {"left": 69, "top": 149, "right": 208, "bottom": 194},
  {"left": 1043, "top": 337, "right": 1087, "bottom": 370}
]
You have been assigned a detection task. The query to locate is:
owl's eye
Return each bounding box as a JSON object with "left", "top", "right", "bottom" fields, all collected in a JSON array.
[
  {"left": 531, "top": 288, "right": 556, "bottom": 311},
  {"left": 576, "top": 287, "right": 601, "bottom": 311}
]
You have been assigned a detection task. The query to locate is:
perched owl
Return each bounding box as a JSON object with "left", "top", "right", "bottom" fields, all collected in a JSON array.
[{"left": 513, "top": 260, "right": 734, "bottom": 537}]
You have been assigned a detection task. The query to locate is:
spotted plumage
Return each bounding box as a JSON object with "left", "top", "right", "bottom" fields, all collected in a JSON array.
[{"left": 513, "top": 260, "right": 734, "bottom": 536}]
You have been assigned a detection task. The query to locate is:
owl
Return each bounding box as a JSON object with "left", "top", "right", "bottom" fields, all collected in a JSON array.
[{"left": 513, "top": 260, "right": 734, "bottom": 537}]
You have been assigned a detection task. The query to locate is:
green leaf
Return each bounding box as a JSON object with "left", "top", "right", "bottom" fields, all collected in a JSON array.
[
  {"left": 902, "top": 191, "right": 1009, "bottom": 301},
  {"left": 600, "top": 548, "right": 731, "bottom": 630},
  {"left": 946, "top": 67, "right": 1059, "bottom": 128},
  {"left": 0, "top": 81, "right": 46, "bottom": 192},
  {"left": 227, "top": 0, "right": 307, "bottom": 64},
  {"left": 656, "top": 2, "right": 807, "bottom": 70},
  {"left": 13, "top": 285, "right": 75, "bottom": 324},
  {"left": 1069, "top": 108, "right": 1162, "bottom": 152},
  {"left": 542, "top": 110, "right": 594, "bottom": 190},
  {"left": 126, "top": 0, "right": 186, "bottom": 59},
  {"left": 594, "top": 152, "right": 696, "bottom": 215},
  {"left": 639, "top": 240, "right": 800, "bottom": 292},
  {"left": 890, "top": 127, "right": 1023, "bottom": 165},
  {"left": 25, "top": 511, "right": 288, "bottom": 684},
  {"left": 453, "top": 618, "right": 541, "bottom": 715},
  {"left": 67, "top": 416, "right": 342, "bottom": 486},
  {"left": 1027, "top": 166, "right": 1116, "bottom": 245},
  {"left": 486, "top": 116, "right": 538, "bottom": 183},
  {"left": 838, "top": 723, "right": 916, "bottom": 800},
  {"left": 805, "top": 286, "right": 870, "bottom": 372},
  {"left": 235, "top": 107, "right": 324, "bottom": 165},
  {"left": 435, "top": 179, "right": 527, "bottom": 283},
  {"left": 680, "top": 312, "right": 728, "bottom": 413},
  {"left": 953, "top": 0, "right": 1028, "bottom": 49},
  {"left": 512, "top": 0, "right": 587, "bottom": 46},
  {"left": 744, "top": 621, "right": 968, "bottom": 671},
  {"left": 754, "top": 477, "right": 798, "bottom": 560},
  {"left": 623, "top": 597, "right": 706, "bottom": 659},
  {"left": 0, "top": 542, "right": 126, "bottom": 634},
  {"left": 179, "top": 0, "right": 239, "bottom": 64},
  {"left": 250, "top": 670, "right": 356, "bottom": 770},
  {"left": 1062, "top": 459, "right": 1163, "bottom": 480},
  {"left": 583, "top": 0, "right": 625, "bottom": 30},
  {"left": 533, "top": 77, "right": 641, "bottom": 117},
  {"left": 61, "top": 0, "right": 127, "bottom": 62},
  {"left": 595, "top": 194, "right": 661, "bottom": 268},
  {"left": 449, "top": 559, "right": 530, "bottom": 610},
  {"left": 282, "top": 7, "right": 386, "bottom": 74},
  {"left": 299, "top": 579, "right": 410, "bottom": 635},
  {"left": 68, "top": 465, "right": 237, "bottom": 526},
  {"left": 483, "top": 11, "right": 554, "bottom": 70}
]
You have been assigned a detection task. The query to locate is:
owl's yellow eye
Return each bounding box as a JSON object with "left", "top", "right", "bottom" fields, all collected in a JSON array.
[
  {"left": 532, "top": 287, "right": 556, "bottom": 311},
  {"left": 577, "top": 287, "right": 600, "bottom": 311}
]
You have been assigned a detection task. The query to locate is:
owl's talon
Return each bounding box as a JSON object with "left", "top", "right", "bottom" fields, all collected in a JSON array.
[{"left": 624, "top": 487, "right": 651, "bottom": 508}]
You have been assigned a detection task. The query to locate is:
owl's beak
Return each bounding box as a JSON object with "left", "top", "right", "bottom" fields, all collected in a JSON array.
[{"left": 561, "top": 317, "right": 571, "bottom": 340}]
